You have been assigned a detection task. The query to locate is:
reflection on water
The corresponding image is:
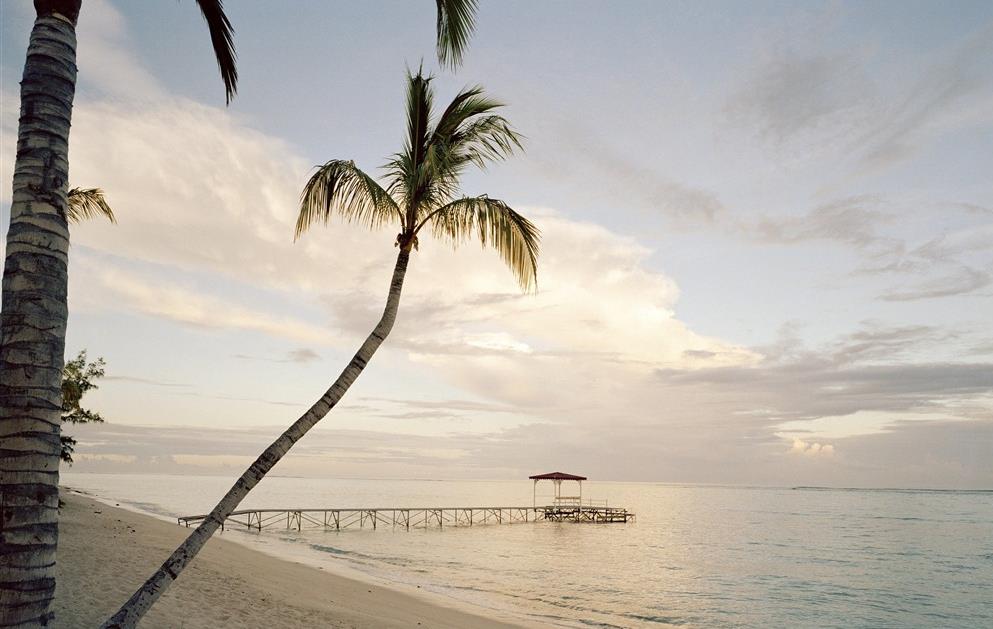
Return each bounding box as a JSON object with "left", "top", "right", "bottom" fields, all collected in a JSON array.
[{"left": 65, "top": 473, "right": 993, "bottom": 628}]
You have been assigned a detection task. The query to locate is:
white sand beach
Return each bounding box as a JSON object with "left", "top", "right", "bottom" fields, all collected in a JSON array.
[{"left": 56, "top": 491, "right": 523, "bottom": 628}]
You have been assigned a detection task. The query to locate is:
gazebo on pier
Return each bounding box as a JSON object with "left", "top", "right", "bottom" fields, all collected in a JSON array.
[{"left": 529, "top": 471, "right": 587, "bottom": 507}]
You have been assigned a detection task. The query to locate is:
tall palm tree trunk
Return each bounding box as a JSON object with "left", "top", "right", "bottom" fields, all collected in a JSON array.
[
  {"left": 0, "top": 3, "right": 80, "bottom": 626},
  {"left": 103, "top": 249, "right": 411, "bottom": 628}
]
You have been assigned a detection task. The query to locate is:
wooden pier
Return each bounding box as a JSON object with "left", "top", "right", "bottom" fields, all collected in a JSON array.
[
  {"left": 178, "top": 504, "right": 632, "bottom": 531},
  {"left": 177, "top": 472, "right": 632, "bottom": 532}
]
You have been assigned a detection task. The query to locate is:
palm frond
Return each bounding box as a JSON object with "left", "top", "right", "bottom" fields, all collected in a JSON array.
[
  {"left": 439, "top": 113, "right": 522, "bottom": 171},
  {"left": 435, "top": 0, "right": 478, "bottom": 69},
  {"left": 387, "top": 69, "right": 437, "bottom": 220},
  {"left": 431, "top": 87, "right": 521, "bottom": 172},
  {"left": 195, "top": 0, "right": 239, "bottom": 104},
  {"left": 405, "top": 68, "right": 434, "bottom": 169},
  {"left": 411, "top": 88, "right": 522, "bottom": 220},
  {"left": 420, "top": 195, "right": 540, "bottom": 292},
  {"left": 66, "top": 188, "right": 116, "bottom": 224},
  {"left": 432, "top": 85, "right": 501, "bottom": 141},
  {"left": 297, "top": 160, "right": 401, "bottom": 239}
]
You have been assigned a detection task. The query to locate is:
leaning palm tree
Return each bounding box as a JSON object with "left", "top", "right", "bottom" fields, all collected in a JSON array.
[
  {"left": 0, "top": 2, "right": 235, "bottom": 625},
  {"left": 102, "top": 68, "right": 538, "bottom": 628}
]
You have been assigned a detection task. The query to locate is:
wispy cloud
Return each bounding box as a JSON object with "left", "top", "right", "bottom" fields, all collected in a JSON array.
[
  {"left": 538, "top": 124, "right": 727, "bottom": 226},
  {"left": 881, "top": 267, "right": 991, "bottom": 301},
  {"left": 233, "top": 348, "right": 321, "bottom": 364},
  {"left": 753, "top": 195, "right": 893, "bottom": 249},
  {"left": 726, "top": 19, "right": 993, "bottom": 174},
  {"left": 750, "top": 196, "right": 993, "bottom": 300},
  {"left": 852, "top": 22, "right": 993, "bottom": 171},
  {"left": 725, "top": 51, "right": 875, "bottom": 147},
  {"left": 103, "top": 375, "right": 191, "bottom": 388},
  {"left": 79, "top": 264, "right": 335, "bottom": 345}
]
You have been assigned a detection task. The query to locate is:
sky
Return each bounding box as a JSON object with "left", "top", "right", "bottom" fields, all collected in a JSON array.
[{"left": 1, "top": 0, "right": 991, "bottom": 487}]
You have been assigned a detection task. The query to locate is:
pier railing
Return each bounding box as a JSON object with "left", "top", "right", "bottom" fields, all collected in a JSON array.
[{"left": 552, "top": 497, "right": 608, "bottom": 508}]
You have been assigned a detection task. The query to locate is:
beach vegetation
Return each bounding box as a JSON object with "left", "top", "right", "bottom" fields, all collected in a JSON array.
[{"left": 59, "top": 350, "right": 107, "bottom": 464}]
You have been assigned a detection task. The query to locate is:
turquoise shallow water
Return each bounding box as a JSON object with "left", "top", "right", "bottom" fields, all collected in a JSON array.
[{"left": 64, "top": 473, "right": 993, "bottom": 628}]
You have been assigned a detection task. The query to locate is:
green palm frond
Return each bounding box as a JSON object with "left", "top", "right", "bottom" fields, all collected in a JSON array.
[
  {"left": 66, "top": 188, "right": 116, "bottom": 224},
  {"left": 428, "top": 86, "right": 521, "bottom": 184},
  {"left": 297, "top": 160, "right": 401, "bottom": 239},
  {"left": 419, "top": 195, "right": 540, "bottom": 292},
  {"left": 404, "top": 69, "right": 435, "bottom": 213},
  {"left": 386, "top": 74, "right": 523, "bottom": 224},
  {"left": 437, "top": 113, "right": 522, "bottom": 173},
  {"left": 195, "top": 0, "right": 238, "bottom": 104},
  {"left": 435, "top": 0, "right": 478, "bottom": 69},
  {"left": 432, "top": 85, "right": 502, "bottom": 141}
]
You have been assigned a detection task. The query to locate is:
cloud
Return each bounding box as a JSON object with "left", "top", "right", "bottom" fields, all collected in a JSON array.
[
  {"left": 8, "top": 66, "right": 764, "bottom": 451},
  {"left": 5, "top": 5, "right": 990, "bottom": 489},
  {"left": 233, "top": 349, "right": 322, "bottom": 364},
  {"left": 725, "top": 52, "right": 875, "bottom": 147},
  {"left": 74, "top": 0, "right": 166, "bottom": 99},
  {"left": 103, "top": 375, "right": 190, "bottom": 388},
  {"left": 955, "top": 202, "right": 993, "bottom": 216},
  {"left": 753, "top": 195, "right": 893, "bottom": 249},
  {"left": 538, "top": 124, "right": 727, "bottom": 226},
  {"left": 853, "top": 22, "right": 993, "bottom": 171},
  {"left": 750, "top": 196, "right": 993, "bottom": 300},
  {"left": 726, "top": 20, "right": 993, "bottom": 172},
  {"left": 41, "top": 98, "right": 992, "bottom": 487},
  {"left": 360, "top": 397, "right": 517, "bottom": 414},
  {"left": 647, "top": 320, "right": 993, "bottom": 460},
  {"left": 790, "top": 438, "right": 835, "bottom": 457},
  {"left": 49, "top": 93, "right": 751, "bottom": 381},
  {"left": 828, "top": 419, "right": 993, "bottom": 488},
  {"left": 287, "top": 348, "right": 321, "bottom": 363},
  {"left": 79, "top": 263, "right": 335, "bottom": 345},
  {"left": 64, "top": 415, "right": 993, "bottom": 489},
  {"left": 827, "top": 324, "right": 951, "bottom": 364},
  {"left": 881, "top": 267, "right": 991, "bottom": 302}
]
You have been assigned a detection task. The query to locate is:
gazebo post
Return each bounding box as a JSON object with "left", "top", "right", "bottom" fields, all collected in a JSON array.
[{"left": 533, "top": 479, "right": 536, "bottom": 508}]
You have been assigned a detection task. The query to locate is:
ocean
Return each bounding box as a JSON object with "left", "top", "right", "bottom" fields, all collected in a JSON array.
[{"left": 62, "top": 473, "right": 993, "bottom": 628}]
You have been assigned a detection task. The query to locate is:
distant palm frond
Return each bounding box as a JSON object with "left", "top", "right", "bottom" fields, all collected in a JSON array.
[
  {"left": 195, "top": 0, "right": 238, "bottom": 104},
  {"left": 435, "top": 0, "right": 478, "bottom": 69},
  {"left": 297, "top": 160, "right": 401, "bottom": 239},
  {"left": 66, "top": 188, "right": 116, "bottom": 224},
  {"left": 421, "top": 195, "right": 540, "bottom": 292}
]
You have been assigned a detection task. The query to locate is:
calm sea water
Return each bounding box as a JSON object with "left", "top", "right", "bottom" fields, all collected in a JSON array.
[{"left": 63, "top": 473, "right": 993, "bottom": 628}]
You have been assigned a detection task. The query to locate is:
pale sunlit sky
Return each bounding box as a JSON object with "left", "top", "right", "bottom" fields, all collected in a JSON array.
[{"left": 1, "top": 0, "right": 991, "bottom": 487}]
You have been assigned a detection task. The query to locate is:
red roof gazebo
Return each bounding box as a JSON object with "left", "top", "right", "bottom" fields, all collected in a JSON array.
[{"left": 529, "top": 472, "right": 587, "bottom": 507}]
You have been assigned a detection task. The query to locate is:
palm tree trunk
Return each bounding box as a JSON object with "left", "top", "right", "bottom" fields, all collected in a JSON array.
[
  {"left": 0, "top": 4, "right": 80, "bottom": 626},
  {"left": 102, "top": 249, "right": 411, "bottom": 628}
]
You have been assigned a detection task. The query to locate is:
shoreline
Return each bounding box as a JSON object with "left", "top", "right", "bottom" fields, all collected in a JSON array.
[{"left": 57, "top": 491, "right": 527, "bottom": 628}]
